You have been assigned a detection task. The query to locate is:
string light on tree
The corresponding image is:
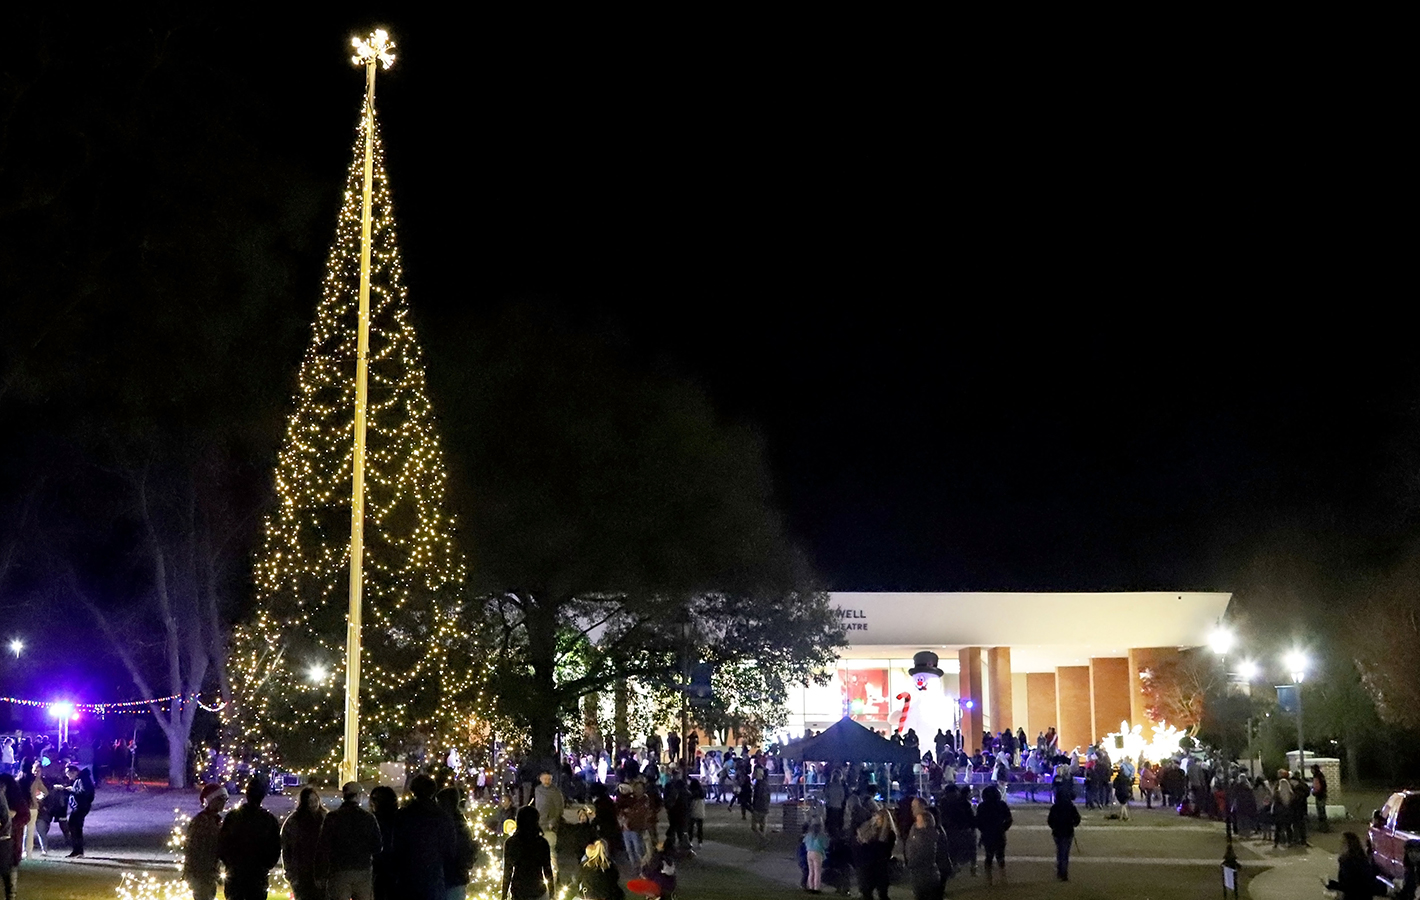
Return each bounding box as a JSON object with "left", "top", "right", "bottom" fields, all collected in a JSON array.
[{"left": 228, "top": 28, "right": 489, "bottom": 777}]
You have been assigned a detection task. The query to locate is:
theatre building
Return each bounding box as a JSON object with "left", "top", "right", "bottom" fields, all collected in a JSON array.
[{"left": 781, "top": 591, "right": 1231, "bottom": 754}]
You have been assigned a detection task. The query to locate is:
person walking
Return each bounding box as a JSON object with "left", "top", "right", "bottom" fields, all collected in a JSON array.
[
  {"left": 281, "top": 787, "right": 326, "bottom": 900},
  {"left": 534, "top": 770, "right": 565, "bottom": 882},
  {"left": 435, "top": 787, "right": 477, "bottom": 900},
  {"left": 391, "top": 774, "right": 456, "bottom": 900},
  {"left": 1112, "top": 767, "right": 1132, "bottom": 821},
  {"left": 661, "top": 768, "right": 689, "bottom": 853},
  {"left": 1047, "top": 792, "right": 1081, "bottom": 881},
  {"left": 59, "top": 764, "right": 94, "bottom": 857},
  {"left": 687, "top": 778, "right": 706, "bottom": 850},
  {"left": 218, "top": 779, "right": 282, "bottom": 900},
  {"left": 975, "top": 785, "right": 1012, "bottom": 885},
  {"left": 803, "top": 821, "right": 828, "bottom": 894},
  {"left": 751, "top": 767, "right": 771, "bottom": 846},
  {"left": 184, "top": 785, "right": 227, "bottom": 900},
  {"left": 502, "top": 806, "right": 554, "bottom": 900},
  {"left": 575, "top": 838, "right": 622, "bottom": 900},
  {"left": 318, "top": 782, "right": 382, "bottom": 900}
]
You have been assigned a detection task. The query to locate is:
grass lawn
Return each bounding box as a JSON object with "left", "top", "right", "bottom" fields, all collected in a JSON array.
[{"left": 14, "top": 860, "right": 122, "bottom": 900}]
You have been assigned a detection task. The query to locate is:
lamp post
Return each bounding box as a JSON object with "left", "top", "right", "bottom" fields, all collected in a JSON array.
[
  {"left": 8, "top": 638, "right": 21, "bottom": 659},
  {"left": 341, "top": 28, "right": 395, "bottom": 787},
  {"left": 1210, "top": 625, "right": 1241, "bottom": 896},
  {"left": 1285, "top": 650, "right": 1308, "bottom": 775},
  {"left": 1236, "top": 660, "right": 1259, "bottom": 778}
]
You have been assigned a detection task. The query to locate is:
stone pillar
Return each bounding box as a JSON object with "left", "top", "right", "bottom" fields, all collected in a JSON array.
[
  {"left": 958, "top": 647, "right": 983, "bottom": 753},
  {"left": 1026, "top": 672, "right": 1057, "bottom": 740},
  {"left": 986, "top": 647, "right": 1013, "bottom": 734},
  {"left": 1128, "top": 647, "right": 1184, "bottom": 731},
  {"left": 1055, "top": 665, "right": 1091, "bottom": 752},
  {"left": 1089, "top": 657, "right": 1131, "bottom": 744}
]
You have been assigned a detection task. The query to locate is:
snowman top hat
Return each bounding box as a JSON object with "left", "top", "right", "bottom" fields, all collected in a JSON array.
[{"left": 907, "top": 651, "right": 944, "bottom": 678}]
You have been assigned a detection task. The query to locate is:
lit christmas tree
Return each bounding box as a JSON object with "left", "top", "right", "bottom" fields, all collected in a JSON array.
[{"left": 228, "top": 99, "right": 480, "bottom": 775}]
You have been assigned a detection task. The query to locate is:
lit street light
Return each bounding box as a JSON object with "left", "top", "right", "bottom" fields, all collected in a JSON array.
[{"left": 8, "top": 638, "right": 21, "bottom": 659}]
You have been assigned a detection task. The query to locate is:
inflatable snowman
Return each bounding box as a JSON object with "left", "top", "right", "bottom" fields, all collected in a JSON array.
[{"left": 892, "top": 651, "right": 954, "bottom": 743}]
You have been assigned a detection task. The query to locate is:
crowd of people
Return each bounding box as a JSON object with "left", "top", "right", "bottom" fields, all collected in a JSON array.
[{"left": 182, "top": 774, "right": 478, "bottom": 900}]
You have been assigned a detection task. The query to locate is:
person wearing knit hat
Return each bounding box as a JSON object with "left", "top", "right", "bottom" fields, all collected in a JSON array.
[{"left": 184, "top": 784, "right": 228, "bottom": 900}]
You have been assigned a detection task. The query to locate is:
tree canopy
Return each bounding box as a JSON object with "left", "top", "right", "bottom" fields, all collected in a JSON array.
[{"left": 435, "top": 305, "right": 845, "bottom": 758}]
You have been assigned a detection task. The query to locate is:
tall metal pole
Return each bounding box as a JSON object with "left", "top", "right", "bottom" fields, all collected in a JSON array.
[
  {"left": 1295, "top": 681, "right": 1305, "bottom": 775},
  {"left": 344, "top": 29, "right": 394, "bottom": 786}
]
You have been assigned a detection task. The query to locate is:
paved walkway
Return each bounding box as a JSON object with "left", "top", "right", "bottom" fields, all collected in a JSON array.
[{"left": 1245, "top": 843, "right": 1336, "bottom": 900}]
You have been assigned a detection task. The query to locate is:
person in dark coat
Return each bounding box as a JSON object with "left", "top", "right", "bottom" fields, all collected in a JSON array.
[
  {"left": 435, "top": 787, "right": 477, "bottom": 900},
  {"left": 853, "top": 808, "right": 896, "bottom": 900},
  {"left": 319, "top": 782, "right": 383, "bottom": 900},
  {"left": 502, "top": 806, "right": 554, "bottom": 900},
  {"left": 939, "top": 785, "right": 977, "bottom": 877},
  {"left": 1047, "top": 794, "right": 1080, "bottom": 881},
  {"left": 975, "top": 785, "right": 1012, "bottom": 885},
  {"left": 391, "top": 774, "right": 456, "bottom": 900},
  {"left": 590, "top": 783, "right": 622, "bottom": 857},
  {"left": 903, "top": 810, "right": 940, "bottom": 900},
  {"left": 60, "top": 765, "right": 94, "bottom": 857},
  {"left": 280, "top": 787, "right": 326, "bottom": 900},
  {"left": 218, "top": 778, "right": 282, "bottom": 900},
  {"left": 367, "top": 786, "right": 398, "bottom": 900}
]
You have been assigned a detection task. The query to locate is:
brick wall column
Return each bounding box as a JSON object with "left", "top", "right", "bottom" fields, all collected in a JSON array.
[
  {"left": 986, "top": 647, "right": 1013, "bottom": 734},
  {"left": 1055, "top": 665, "right": 1091, "bottom": 752},
  {"left": 959, "top": 647, "right": 983, "bottom": 753},
  {"left": 1089, "top": 657, "right": 1131, "bottom": 744},
  {"left": 1025, "top": 672, "right": 1057, "bottom": 741}
]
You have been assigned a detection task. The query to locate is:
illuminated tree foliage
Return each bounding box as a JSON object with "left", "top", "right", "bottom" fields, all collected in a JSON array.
[
  {"left": 1139, "top": 650, "right": 1215, "bottom": 736},
  {"left": 229, "top": 104, "right": 480, "bottom": 774}
]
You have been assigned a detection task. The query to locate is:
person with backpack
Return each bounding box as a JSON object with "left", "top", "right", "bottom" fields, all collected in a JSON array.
[
  {"left": 1047, "top": 792, "right": 1081, "bottom": 881},
  {"left": 975, "top": 785, "right": 1012, "bottom": 885}
]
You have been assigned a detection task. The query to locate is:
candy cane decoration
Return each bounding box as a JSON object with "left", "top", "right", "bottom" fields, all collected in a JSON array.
[{"left": 895, "top": 692, "right": 912, "bottom": 734}]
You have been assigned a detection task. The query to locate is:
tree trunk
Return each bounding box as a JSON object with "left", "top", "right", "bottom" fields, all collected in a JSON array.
[
  {"left": 614, "top": 680, "right": 629, "bottom": 753},
  {"left": 583, "top": 692, "right": 601, "bottom": 755},
  {"left": 164, "top": 724, "right": 189, "bottom": 789},
  {"left": 524, "top": 593, "right": 560, "bottom": 768}
]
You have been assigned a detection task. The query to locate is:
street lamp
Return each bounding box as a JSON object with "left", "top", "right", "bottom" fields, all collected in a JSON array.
[
  {"left": 1209, "top": 626, "right": 1236, "bottom": 657},
  {"left": 1285, "top": 650, "right": 1308, "bottom": 774},
  {"left": 7, "top": 638, "right": 21, "bottom": 659}
]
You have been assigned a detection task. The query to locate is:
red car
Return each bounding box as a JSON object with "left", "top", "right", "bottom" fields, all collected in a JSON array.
[{"left": 1369, "top": 790, "right": 1420, "bottom": 887}]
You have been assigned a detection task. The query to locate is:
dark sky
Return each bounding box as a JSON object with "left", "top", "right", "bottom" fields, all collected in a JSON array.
[{"left": 3, "top": 6, "right": 1410, "bottom": 610}]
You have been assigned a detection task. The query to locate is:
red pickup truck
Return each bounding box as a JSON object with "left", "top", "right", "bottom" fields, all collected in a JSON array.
[{"left": 1369, "top": 790, "right": 1420, "bottom": 886}]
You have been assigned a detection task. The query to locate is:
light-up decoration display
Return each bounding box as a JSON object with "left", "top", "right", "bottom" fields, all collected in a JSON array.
[{"left": 1103, "top": 720, "right": 1187, "bottom": 764}]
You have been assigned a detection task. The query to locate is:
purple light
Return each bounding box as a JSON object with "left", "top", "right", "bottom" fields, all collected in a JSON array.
[
  {"left": 50, "top": 701, "right": 74, "bottom": 719},
  {"left": 964, "top": 700, "right": 974, "bottom": 709}
]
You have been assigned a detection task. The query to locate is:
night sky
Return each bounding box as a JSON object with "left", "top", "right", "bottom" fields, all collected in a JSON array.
[{"left": 0, "top": 8, "right": 1410, "bottom": 709}]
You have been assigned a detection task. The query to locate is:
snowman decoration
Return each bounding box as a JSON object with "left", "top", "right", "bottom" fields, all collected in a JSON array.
[{"left": 893, "top": 651, "right": 953, "bottom": 742}]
